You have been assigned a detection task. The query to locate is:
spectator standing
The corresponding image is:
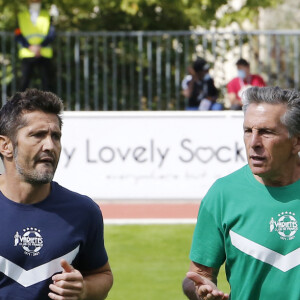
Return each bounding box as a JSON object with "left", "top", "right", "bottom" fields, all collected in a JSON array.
[
  {"left": 182, "top": 58, "right": 222, "bottom": 111},
  {"left": 15, "top": 0, "right": 55, "bottom": 91},
  {"left": 227, "top": 58, "right": 266, "bottom": 110}
]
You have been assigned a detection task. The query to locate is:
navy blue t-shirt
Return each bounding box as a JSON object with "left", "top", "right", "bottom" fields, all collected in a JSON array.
[{"left": 0, "top": 181, "right": 108, "bottom": 299}]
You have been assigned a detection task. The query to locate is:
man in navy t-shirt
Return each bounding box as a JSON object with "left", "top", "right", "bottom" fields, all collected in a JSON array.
[{"left": 0, "top": 89, "right": 113, "bottom": 299}]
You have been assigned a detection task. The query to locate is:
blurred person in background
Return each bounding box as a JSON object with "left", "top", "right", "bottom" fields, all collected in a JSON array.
[
  {"left": 15, "top": 0, "right": 55, "bottom": 92},
  {"left": 227, "top": 58, "right": 266, "bottom": 110},
  {"left": 182, "top": 57, "right": 222, "bottom": 111}
]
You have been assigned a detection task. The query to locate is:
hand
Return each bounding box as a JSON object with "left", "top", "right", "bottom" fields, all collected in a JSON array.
[
  {"left": 188, "top": 66, "right": 196, "bottom": 78},
  {"left": 29, "top": 45, "right": 41, "bottom": 57},
  {"left": 49, "top": 259, "right": 86, "bottom": 300},
  {"left": 186, "top": 271, "right": 229, "bottom": 300}
]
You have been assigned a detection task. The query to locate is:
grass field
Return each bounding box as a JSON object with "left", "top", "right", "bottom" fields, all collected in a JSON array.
[{"left": 105, "top": 224, "right": 230, "bottom": 300}]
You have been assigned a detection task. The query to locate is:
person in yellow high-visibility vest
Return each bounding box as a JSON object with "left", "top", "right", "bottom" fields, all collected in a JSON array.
[{"left": 15, "top": 0, "right": 55, "bottom": 91}]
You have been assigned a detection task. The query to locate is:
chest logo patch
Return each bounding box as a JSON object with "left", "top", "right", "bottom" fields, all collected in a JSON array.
[
  {"left": 14, "top": 228, "right": 43, "bottom": 256},
  {"left": 270, "top": 212, "right": 298, "bottom": 240}
]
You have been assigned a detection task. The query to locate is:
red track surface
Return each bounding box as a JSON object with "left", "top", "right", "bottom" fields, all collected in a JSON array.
[{"left": 99, "top": 203, "right": 200, "bottom": 219}]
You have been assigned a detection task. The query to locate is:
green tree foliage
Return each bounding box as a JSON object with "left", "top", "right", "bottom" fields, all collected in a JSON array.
[
  {"left": 0, "top": 0, "right": 281, "bottom": 31},
  {"left": 218, "top": 0, "right": 283, "bottom": 28}
]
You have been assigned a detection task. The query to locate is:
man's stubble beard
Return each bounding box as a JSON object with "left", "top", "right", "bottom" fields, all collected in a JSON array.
[{"left": 13, "top": 146, "right": 57, "bottom": 185}]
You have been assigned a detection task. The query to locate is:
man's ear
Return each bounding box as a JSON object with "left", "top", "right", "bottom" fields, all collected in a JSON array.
[
  {"left": 292, "top": 135, "right": 300, "bottom": 154},
  {"left": 0, "top": 135, "right": 13, "bottom": 158}
]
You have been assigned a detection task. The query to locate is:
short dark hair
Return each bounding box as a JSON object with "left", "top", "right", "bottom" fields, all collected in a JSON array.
[
  {"left": 193, "top": 57, "right": 209, "bottom": 73},
  {"left": 0, "top": 89, "right": 64, "bottom": 142},
  {"left": 236, "top": 58, "right": 250, "bottom": 67}
]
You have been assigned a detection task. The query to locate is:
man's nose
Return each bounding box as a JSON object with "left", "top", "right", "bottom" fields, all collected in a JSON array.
[
  {"left": 42, "top": 135, "right": 55, "bottom": 150},
  {"left": 250, "top": 132, "right": 262, "bottom": 148}
]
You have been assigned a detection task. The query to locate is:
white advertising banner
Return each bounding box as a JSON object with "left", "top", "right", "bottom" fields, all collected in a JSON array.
[{"left": 55, "top": 111, "right": 246, "bottom": 200}]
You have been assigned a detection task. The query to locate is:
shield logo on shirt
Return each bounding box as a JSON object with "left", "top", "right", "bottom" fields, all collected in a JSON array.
[
  {"left": 270, "top": 212, "right": 298, "bottom": 241},
  {"left": 14, "top": 227, "right": 44, "bottom": 256}
]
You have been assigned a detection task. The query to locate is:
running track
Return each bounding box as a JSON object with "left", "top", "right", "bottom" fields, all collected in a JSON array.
[{"left": 98, "top": 202, "right": 200, "bottom": 224}]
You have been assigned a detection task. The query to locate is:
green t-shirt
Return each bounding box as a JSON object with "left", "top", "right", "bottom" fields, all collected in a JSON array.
[{"left": 190, "top": 165, "right": 300, "bottom": 300}]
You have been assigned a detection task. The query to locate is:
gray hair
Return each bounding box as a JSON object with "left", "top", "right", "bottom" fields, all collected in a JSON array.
[{"left": 242, "top": 86, "right": 300, "bottom": 137}]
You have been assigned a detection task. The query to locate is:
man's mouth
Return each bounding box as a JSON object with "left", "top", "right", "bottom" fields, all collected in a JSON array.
[
  {"left": 250, "top": 155, "right": 265, "bottom": 162},
  {"left": 36, "top": 156, "right": 55, "bottom": 165}
]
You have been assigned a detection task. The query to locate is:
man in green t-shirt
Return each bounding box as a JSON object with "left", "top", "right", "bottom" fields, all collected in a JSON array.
[{"left": 183, "top": 86, "right": 300, "bottom": 300}]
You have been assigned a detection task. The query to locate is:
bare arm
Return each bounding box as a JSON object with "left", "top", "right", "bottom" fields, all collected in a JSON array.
[
  {"left": 182, "top": 88, "right": 191, "bottom": 98},
  {"left": 82, "top": 262, "right": 113, "bottom": 300},
  {"left": 182, "top": 78, "right": 196, "bottom": 98},
  {"left": 183, "top": 261, "right": 228, "bottom": 300}
]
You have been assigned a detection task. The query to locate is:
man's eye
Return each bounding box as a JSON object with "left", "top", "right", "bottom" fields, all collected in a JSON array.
[
  {"left": 33, "top": 132, "right": 44, "bottom": 138},
  {"left": 261, "top": 130, "right": 273, "bottom": 135},
  {"left": 52, "top": 133, "right": 61, "bottom": 140}
]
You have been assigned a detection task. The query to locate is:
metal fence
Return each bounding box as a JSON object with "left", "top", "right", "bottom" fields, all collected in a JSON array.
[{"left": 1, "top": 30, "right": 300, "bottom": 110}]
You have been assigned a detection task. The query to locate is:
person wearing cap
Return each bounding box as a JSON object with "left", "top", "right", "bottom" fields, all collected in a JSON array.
[
  {"left": 15, "top": 0, "right": 55, "bottom": 91},
  {"left": 227, "top": 58, "right": 266, "bottom": 110},
  {"left": 182, "top": 58, "right": 221, "bottom": 111}
]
